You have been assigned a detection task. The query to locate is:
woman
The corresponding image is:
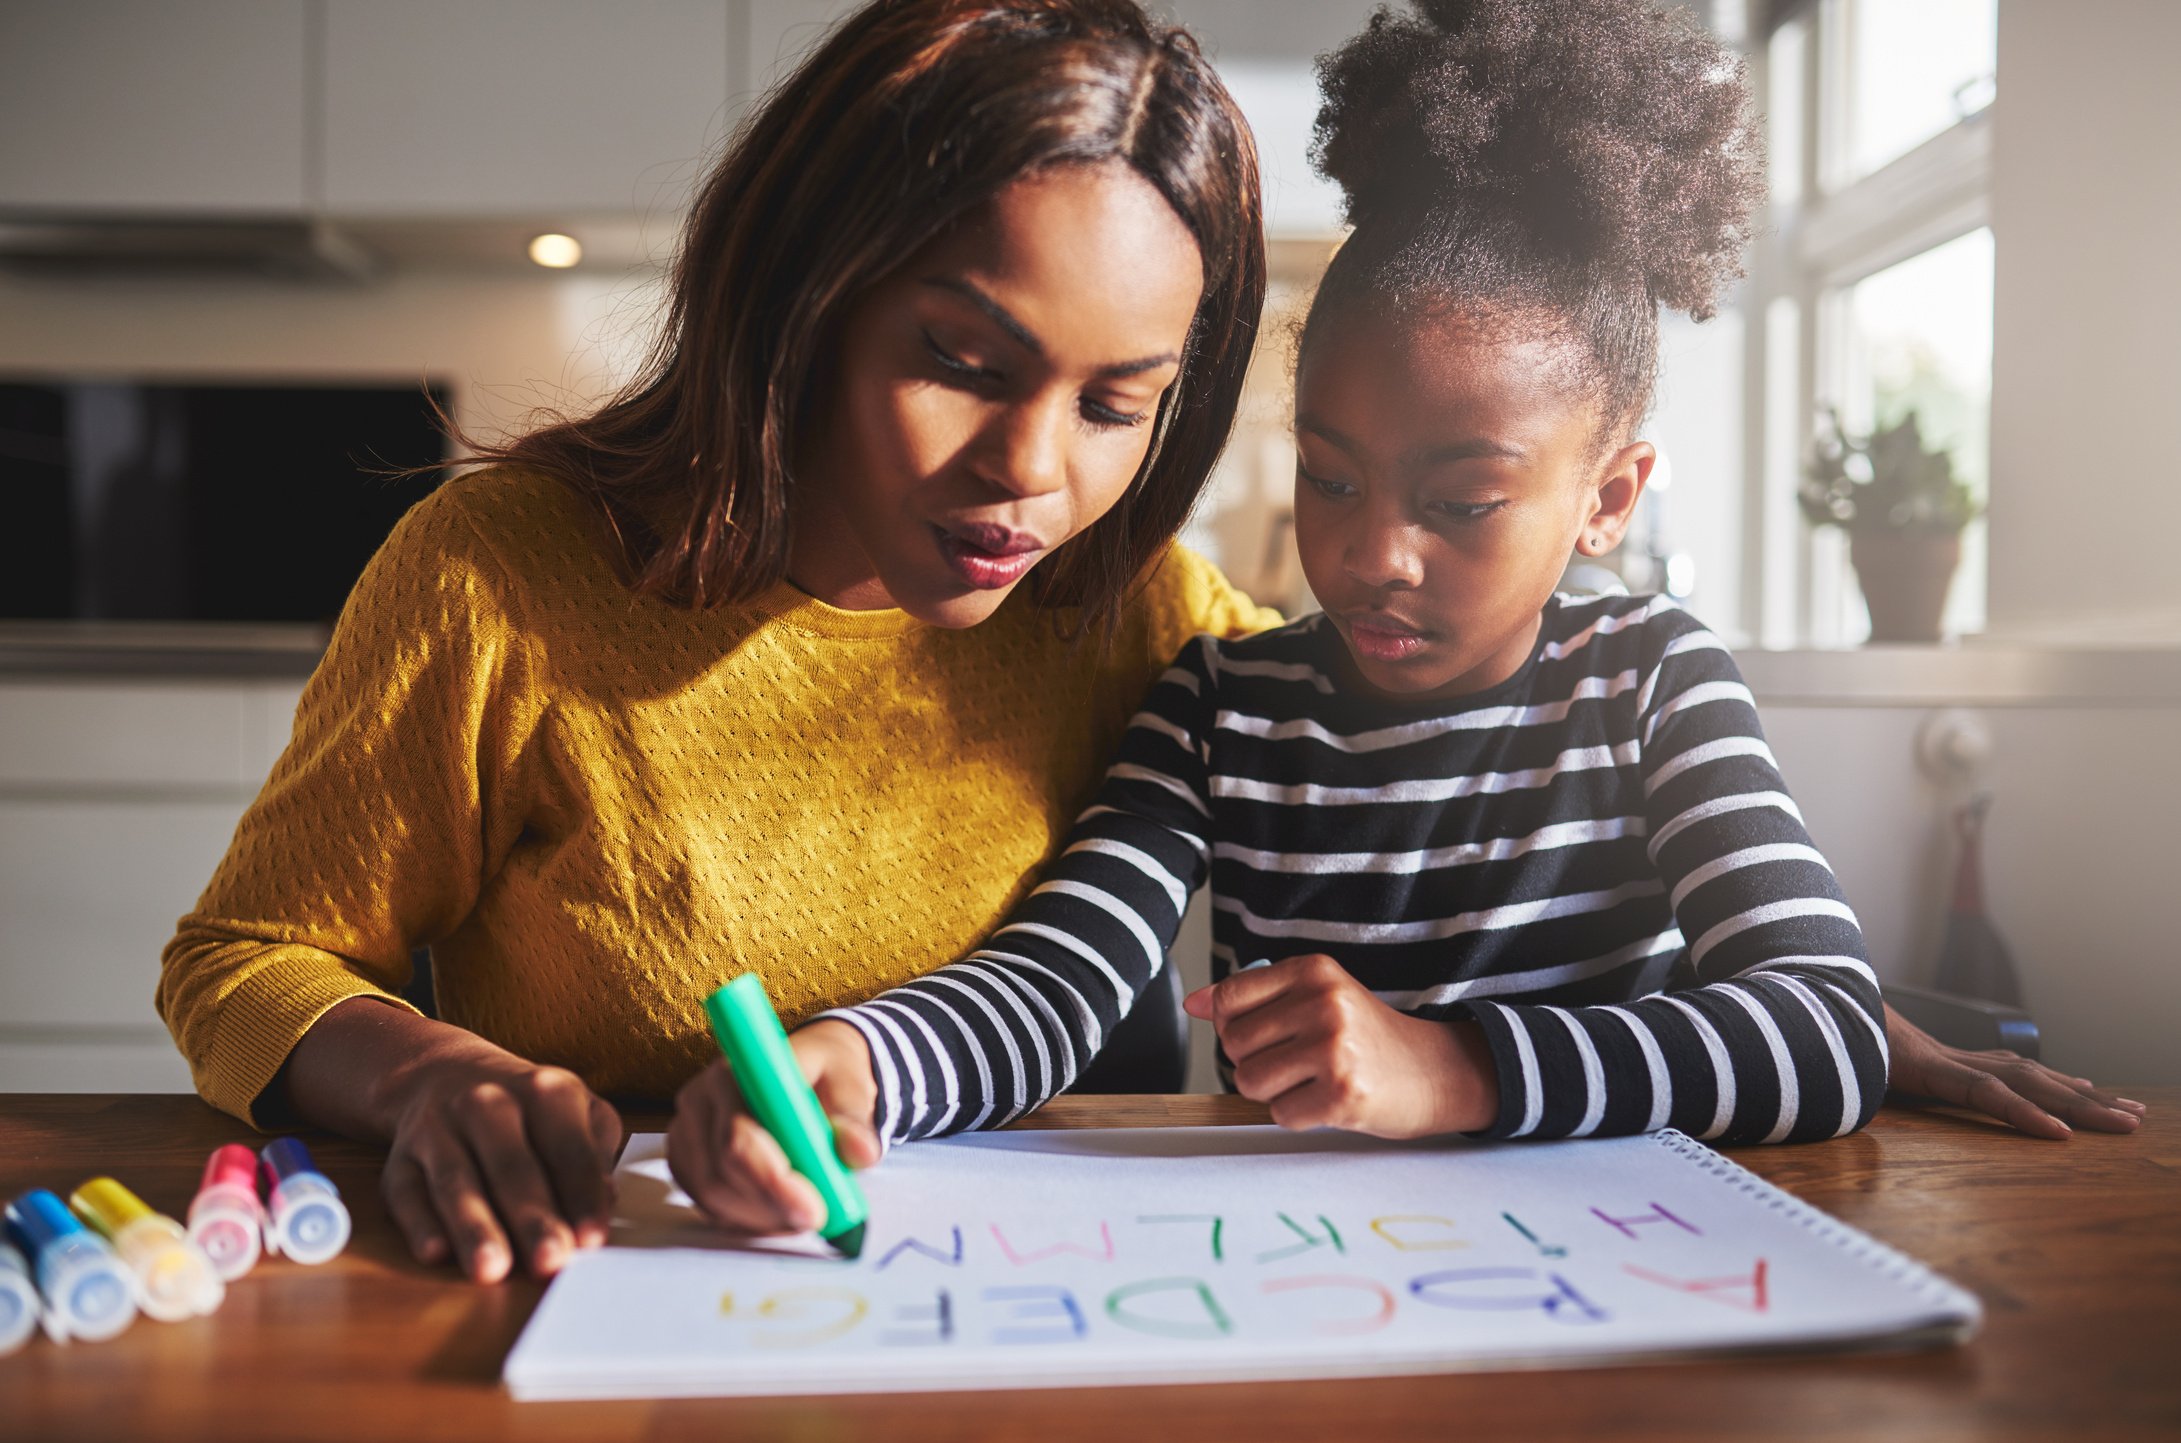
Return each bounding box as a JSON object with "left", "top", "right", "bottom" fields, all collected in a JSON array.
[{"left": 158, "top": 0, "right": 1274, "bottom": 1285}]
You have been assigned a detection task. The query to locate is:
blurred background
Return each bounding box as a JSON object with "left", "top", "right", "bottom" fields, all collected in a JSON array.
[{"left": 0, "top": 1, "right": 2174, "bottom": 1094}]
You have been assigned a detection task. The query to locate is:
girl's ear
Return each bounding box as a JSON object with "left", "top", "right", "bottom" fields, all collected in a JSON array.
[{"left": 1575, "top": 441, "right": 1656, "bottom": 556}]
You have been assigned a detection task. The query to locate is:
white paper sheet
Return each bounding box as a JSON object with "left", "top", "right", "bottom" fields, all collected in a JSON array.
[{"left": 504, "top": 1126, "right": 1978, "bottom": 1400}]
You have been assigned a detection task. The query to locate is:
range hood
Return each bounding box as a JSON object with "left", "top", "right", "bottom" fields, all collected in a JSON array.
[{"left": 0, "top": 216, "right": 379, "bottom": 281}]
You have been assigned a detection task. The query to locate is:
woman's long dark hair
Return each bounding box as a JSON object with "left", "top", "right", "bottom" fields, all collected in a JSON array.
[{"left": 472, "top": 0, "right": 1264, "bottom": 633}]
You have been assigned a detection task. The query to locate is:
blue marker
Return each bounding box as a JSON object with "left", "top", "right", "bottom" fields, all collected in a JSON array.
[
  {"left": 4, "top": 1190, "right": 137, "bottom": 1343},
  {"left": 0, "top": 1240, "right": 39, "bottom": 1354},
  {"left": 259, "top": 1139, "right": 351, "bottom": 1265}
]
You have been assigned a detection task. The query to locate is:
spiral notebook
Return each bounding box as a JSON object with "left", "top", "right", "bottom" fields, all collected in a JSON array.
[{"left": 503, "top": 1126, "right": 1980, "bottom": 1400}]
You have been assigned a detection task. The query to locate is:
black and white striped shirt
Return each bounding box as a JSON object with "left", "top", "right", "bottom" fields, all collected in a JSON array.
[{"left": 826, "top": 594, "right": 1888, "bottom": 1146}]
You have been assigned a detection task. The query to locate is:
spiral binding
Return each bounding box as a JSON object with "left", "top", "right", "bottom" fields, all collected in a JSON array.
[{"left": 1648, "top": 1128, "right": 1983, "bottom": 1326}]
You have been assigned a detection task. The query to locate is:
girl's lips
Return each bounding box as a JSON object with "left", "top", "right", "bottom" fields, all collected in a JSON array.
[
  {"left": 1345, "top": 614, "right": 1431, "bottom": 662},
  {"left": 933, "top": 525, "right": 1045, "bottom": 590}
]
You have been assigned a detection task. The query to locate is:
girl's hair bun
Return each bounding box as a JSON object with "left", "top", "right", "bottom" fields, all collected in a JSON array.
[{"left": 1311, "top": 0, "right": 1763, "bottom": 321}]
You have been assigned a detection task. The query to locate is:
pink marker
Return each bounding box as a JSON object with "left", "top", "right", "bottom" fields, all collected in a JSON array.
[{"left": 187, "top": 1145, "right": 264, "bottom": 1281}]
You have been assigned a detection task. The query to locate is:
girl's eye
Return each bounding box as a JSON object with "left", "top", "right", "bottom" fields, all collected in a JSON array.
[
  {"left": 1428, "top": 499, "right": 1507, "bottom": 523},
  {"left": 922, "top": 331, "right": 1000, "bottom": 387},
  {"left": 1299, "top": 465, "right": 1356, "bottom": 499}
]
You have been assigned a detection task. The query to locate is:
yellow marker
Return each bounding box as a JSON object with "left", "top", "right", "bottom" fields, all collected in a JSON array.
[{"left": 68, "top": 1178, "right": 225, "bottom": 1322}]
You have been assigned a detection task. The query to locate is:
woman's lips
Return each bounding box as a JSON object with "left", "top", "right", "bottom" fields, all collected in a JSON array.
[
  {"left": 1345, "top": 613, "right": 1431, "bottom": 662},
  {"left": 933, "top": 524, "right": 1045, "bottom": 590}
]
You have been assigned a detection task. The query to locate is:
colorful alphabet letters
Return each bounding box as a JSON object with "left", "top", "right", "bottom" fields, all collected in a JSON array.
[{"left": 504, "top": 1126, "right": 1978, "bottom": 1399}]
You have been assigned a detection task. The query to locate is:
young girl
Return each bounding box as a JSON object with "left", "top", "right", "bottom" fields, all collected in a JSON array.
[{"left": 675, "top": 0, "right": 1873, "bottom": 1215}]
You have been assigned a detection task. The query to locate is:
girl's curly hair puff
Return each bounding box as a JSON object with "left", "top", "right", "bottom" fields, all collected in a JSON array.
[{"left": 1304, "top": 0, "right": 1765, "bottom": 433}]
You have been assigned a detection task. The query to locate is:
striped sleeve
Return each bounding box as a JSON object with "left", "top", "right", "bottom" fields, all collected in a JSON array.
[
  {"left": 1462, "top": 615, "right": 1889, "bottom": 1144},
  {"left": 817, "top": 637, "right": 1220, "bottom": 1143}
]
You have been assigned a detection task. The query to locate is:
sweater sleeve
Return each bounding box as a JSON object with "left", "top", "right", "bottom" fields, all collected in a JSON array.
[
  {"left": 1144, "top": 543, "right": 1285, "bottom": 654},
  {"left": 1463, "top": 610, "right": 1889, "bottom": 1144},
  {"left": 156, "top": 490, "right": 545, "bottom": 1126},
  {"left": 820, "top": 636, "right": 1220, "bottom": 1143}
]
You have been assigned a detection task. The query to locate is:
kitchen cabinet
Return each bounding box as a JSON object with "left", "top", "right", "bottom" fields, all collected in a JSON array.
[
  {"left": 0, "top": 678, "right": 303, "bottom": 1091},
  {"left": 0, "top": 0, "right": 309, "bottom": 213},
  {"left": 320, "top": 0, "right": 735, "bottom": 216}
]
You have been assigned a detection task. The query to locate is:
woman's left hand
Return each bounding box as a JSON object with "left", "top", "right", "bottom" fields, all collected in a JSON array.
[
  {"left": 1883, "top": 1003, "right": 2145, "bottom": 1138},
  {"left": 1183, "top": 954, "right": 1499, "bottom": 1138}
]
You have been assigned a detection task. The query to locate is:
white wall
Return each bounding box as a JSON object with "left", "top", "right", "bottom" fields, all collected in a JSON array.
[
  {"left": 1987, "top": 0, "right": 2181, "bottom": 643},
  {"left": 1762, "top": 697, "right": 2180, "bottom": 1086}
]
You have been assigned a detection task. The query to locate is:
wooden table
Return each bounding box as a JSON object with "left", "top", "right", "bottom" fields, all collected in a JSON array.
[{"left": 2, "top": 1091, "right": 2176, "bottom": 1443}]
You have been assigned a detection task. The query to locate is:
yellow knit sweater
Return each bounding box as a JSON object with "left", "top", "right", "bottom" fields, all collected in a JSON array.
[{"left": 158, "top": 467, "right": 1276, "bottom": 1124}]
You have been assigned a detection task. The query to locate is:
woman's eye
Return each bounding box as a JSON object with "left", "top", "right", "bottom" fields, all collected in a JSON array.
[
  {"left": 922, "top": 331, "right": 999, "bottom": 387},
  {"left": 1081, "top": 398, "right": 1149, "bottom": 431},
  {"left": 1300, "top": 465, "right": 1356, "bottom": 499}
]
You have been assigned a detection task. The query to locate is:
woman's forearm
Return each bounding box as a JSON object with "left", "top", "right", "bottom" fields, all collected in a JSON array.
[
  {"left": 275, "top": 996, "right": 530, "bottom": 1143},
  {"left": 276, "top": 996, "right": 625, "bottom": 1283}
]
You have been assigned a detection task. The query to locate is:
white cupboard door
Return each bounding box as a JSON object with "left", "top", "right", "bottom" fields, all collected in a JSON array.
[
  {"left": 0, "top": 0, "right": 309, "bottom": 213},
  {"left": 321, "top": 0, "right": 734, "bottom": 216}
]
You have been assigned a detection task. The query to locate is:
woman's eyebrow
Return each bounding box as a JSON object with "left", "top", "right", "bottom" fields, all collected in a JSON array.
[{"left": 922, "top": 277, "right": 1179, "bottom": 377}]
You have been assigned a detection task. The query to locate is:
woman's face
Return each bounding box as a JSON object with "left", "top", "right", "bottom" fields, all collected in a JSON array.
[
  {"left": 1293, "top": 305, "right": 1651, "bottom": 699},
  {"left": 793, "top": 160, "right": 1206, "bottom": 626}
]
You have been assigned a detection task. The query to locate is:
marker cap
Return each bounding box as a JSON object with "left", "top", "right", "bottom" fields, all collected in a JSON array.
[
  {"left": 0, "top": 1242, "right": 38, "bottom": 1355},
  {"left": 5, "top": 1190, "right": 136, "bottom": 1343},
  {"left": 188, "top": 1145, "right": 264, "bottom": 1281},
  {"left": 259, "top": 1139, "right": 351, "bottom": 1265},
  {"left": 70, "top": 1177, "right": 225, "bottom": 1322}
]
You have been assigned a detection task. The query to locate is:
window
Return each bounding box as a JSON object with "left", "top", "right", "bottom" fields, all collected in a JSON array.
[
  {"left": 1836, "top": 228, "right": 1994, "bottom": 637},
  {"left": 1839, "top": 0, "right": 1997, "bottom": 182},
  {"left": 1747, "top": 0, "right": 1998, "bottom": 646}
]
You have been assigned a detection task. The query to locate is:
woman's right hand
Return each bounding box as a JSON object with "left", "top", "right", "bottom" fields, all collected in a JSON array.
[
  {"left": 665, "top": 1019, "right": 882, "bottom": 1235},
  {"left": 377, "top": 1049, "right": 625, "bottom": 1283},
  {"left": 279, "top": 997, "right": 625, "bottom": 1284}
]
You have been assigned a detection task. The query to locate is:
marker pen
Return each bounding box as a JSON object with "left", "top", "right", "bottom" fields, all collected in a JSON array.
[
  {"left": 703, "top": 973, "right": 870, "bottom": 1258},
  {"left": 3, "top": 1189, "right": 137, "bottom": 1343},
  {"left": 188, "top": 1144, "right": 264, "bottom": 1281},
  {"left": 68, "top": 1177, "right": 225, "bottom": 1322},
  {"left": 0, "top": 1240, "right": 39, "bottom": 1355},
  {"left": 258, "top": 1138, "right": 351, "bottom": 1265}
]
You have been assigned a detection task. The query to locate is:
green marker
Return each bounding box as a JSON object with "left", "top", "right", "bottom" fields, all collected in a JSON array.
[{"left": 702, "top": 974, "right": 870, "bottom": 1258}]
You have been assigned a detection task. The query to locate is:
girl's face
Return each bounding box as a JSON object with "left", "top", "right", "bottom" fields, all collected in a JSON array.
[
  {"left": 1293, "top": 306, "right": 1652, "bottom": 699},
  {"left": 792, "top": 160, "right": 1206, "bottom": 626}
]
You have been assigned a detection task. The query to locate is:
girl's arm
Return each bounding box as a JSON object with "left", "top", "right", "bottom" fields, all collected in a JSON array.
[
  {"left": 667, "top": 634, "right": 1224, "bottom": 1228},
  {"left": 821, "top": 636, "right": 1223, "bottom": 1142},
  {"left": 1459, "top": 612, "right": 1889, "bottom": 1143}
]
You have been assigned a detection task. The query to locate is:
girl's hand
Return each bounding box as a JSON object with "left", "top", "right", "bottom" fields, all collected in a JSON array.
[
  {"left": 1183, "top": 954, "right": 1499, "bottom": 1138},
  {"left": 280, "top": 997, "right": 625, "bottom": 1285},
  {"left": 666, "top": 1019, "right": 882, "bottom": 1235},
  {"left": 1883, "top": 1003, "right": 2145, "bottom": 1138}
]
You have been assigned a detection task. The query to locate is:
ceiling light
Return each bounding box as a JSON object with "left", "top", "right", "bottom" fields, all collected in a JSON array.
[{"left": 528, "top": 233, "right": 582, "bottom": 268}]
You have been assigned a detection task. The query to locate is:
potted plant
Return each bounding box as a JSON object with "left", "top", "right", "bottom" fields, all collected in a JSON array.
[{"left": 1799, "top": 409, "right": 1983, "bottom": 643}]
